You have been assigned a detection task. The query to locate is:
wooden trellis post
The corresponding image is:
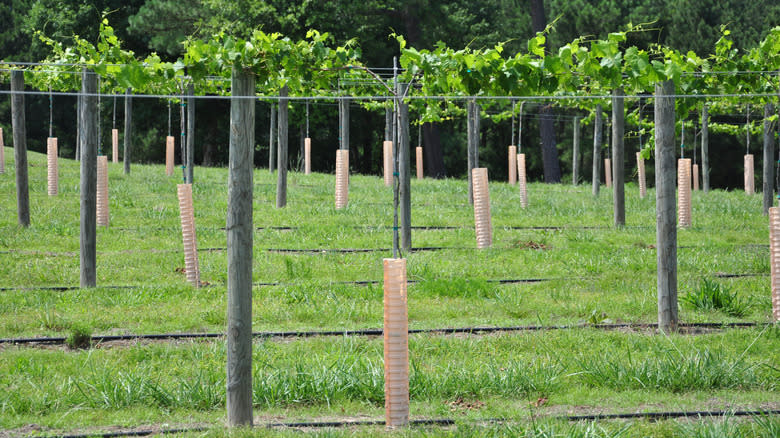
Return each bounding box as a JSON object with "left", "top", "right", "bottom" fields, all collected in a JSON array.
[
  {"left": 572, "top": 116, "right": 580, "bottom": 185},
  {"left": 612, "top": 88, "right": 625, "bottom": 227},
  {"left": 11, "top": 71, "right": 29, "bottom": 227},
  {"left": 276, "top": 85, "right": 289, "bottom": 208},
  {"left": 226, "top": 67, "right": 254, "bottom": 427},
  {"left": 592, "top": 105, "right": 602, "bottom": 197},
  {"left": 79, "top": 69, "right": 98, "bottom": 287},
  {"left": 123, "top": 88, "right": 132, "bottom": 175},
  {"left": 655, "top": 80, "right": 678, "bottom": 333}
]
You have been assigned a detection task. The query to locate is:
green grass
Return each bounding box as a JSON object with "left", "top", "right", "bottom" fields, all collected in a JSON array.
[{"left": 0, "top": 147, "right": 778, "bottom": 436}]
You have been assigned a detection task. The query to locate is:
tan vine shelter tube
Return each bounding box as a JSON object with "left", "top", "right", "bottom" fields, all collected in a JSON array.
[
  {"left": 472, "top": 167, "right": 493, "bottom": 248},
  {"left": 335, "top": 149, "right": 349, "bottom": 209},
  {"left": 97, "top": 155, "right": 109, "bottom": 227},
  {"left": 177, "top": 183, "right": 200, "bottom": 287},
  {"left": 166, "top": 135, "right": 175, "bottom": 176},
  {"left": 517, "top": 153, "right": 528, "bottom": 208},
  {"left": 744, "top": 154, "right": 754, "bottom": 194},
  {"left": 636, "top": 152, "right": 646, "bottom": 199},
  {"left": 47, "top": 137, "right": 58, "bottom": 196},
  {"left": 508, "top": 145, "right": 517, "bottom": 185},
  {"left": 678, "top": 158, "right": 692, "bottom": 228},
  {"left": 383, "top": 140, "right": 393, "bottom": 186},
  {"left": 416, "top": 146, "right": 423, "bottom": 180},
  {"left": 770, "top": 207, "right": 780, "bottom": 321},
  {"left": 383, "top": 258, "right": 409, "bottom": 428},
  {"left": 304, "top": 137, "right": 311, "bottom": 174}
]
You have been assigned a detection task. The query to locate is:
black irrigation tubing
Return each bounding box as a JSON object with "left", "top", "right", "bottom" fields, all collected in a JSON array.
[
  {"left": 0, "top": 322, "right": 767, "bottom": 346},
  {"left": 0, "top": 271, "right": 768, "bottom": 292},
  {"left": 25, "top": 409, "right": 780, "bottom": 438}
]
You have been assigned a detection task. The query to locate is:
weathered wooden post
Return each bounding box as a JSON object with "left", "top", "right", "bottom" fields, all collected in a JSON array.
[
  {"left": 763, "top": 103, "right": 775, "bottom": 214},
  {"left": 268, "top": 104, "right": 277, "bottom": 172},
  {"left": 80, "top": 69, "right": 98, "bottom": 287},
  {"left": 701, "top": 105, "right": 709, "bottom": 192},
  {"left": 226, "top": 67, "right": 254, "bottom": 426},
  {"left": 11, "top": 71, "right": 30, "bottom": 227},
  {"left": 655, "top": 80, "right": 678, "bottom": 333},
  {"left": 186, "top": 83, "right": 195, "bottom": 184},
  {"left": 467, "top": 99, "right": 480, "bottom": 204},
  {"left": 397, "top": 84, "right": 412, "bottom": 251},
  {"left": 592, "top": 105, "right": 602, "bottom": 197},
  {"left": 123, "top": 88, "right": 132, "bottom": 175},
  {"left": 572, "top": 116, "right": 580, "bottom": 185},
  {"left": 612, "top": 88, "right": 625, "bottom": 227},
  {"left": 0, "top": 127, "right": 5, "bottom": 173},
  {"left": 276, "top": 85, "right": 289, "bottom": 208}
]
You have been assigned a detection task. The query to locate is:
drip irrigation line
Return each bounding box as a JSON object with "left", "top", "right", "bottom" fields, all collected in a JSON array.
[
  {"left": 0, "top": 322, "right": 767, "bottom": 346},
  {"left": 0, "top": 271, "right": 766, "bottom": 294},
  {"left": 22, "top": 409, "right": 780, "bottom": 438}
]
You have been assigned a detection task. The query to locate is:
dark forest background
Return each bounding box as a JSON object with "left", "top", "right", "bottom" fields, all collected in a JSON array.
[{"left": 2, "top": 0, "right": 780, "bottom": 189}]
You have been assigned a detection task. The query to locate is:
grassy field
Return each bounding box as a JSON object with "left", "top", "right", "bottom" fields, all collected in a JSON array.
[{"left": 0, "top": 147, "right": 778, "bottom": 437}]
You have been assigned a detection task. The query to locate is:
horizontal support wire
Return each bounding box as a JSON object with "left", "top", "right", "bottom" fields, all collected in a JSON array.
[{"left": 1, "top": 89, "right": 780, "bottom": 101}]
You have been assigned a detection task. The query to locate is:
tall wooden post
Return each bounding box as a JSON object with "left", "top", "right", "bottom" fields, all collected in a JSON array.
[
  {"left": 276, "top": 85, "right": 288, "bottom": 208},
  {"left": 340, "top": 97, "right": 350, "bottom": 151},
  {"left": 80, "top": 69, "right": 98, "bottom": 288},
  {"left": 763, "top": 103, "right": 775, "bottom": 214},
  {"left": 592, "top": 105, "right": 602, "bottom": 197},
  {"left": 11, "top": 71, "right": 29, "bottom": 227},
  {"left": 612, "top": 88, "right": 625, "bottom": 227},
  {"left": 572, "top": 116, "right": 580, "bottom": 185},
  {"left": 269, "top": 104, "right": 276, "bottom": 172},
  {"left": 226, "top": 67, "right": 255, "bottom": 426},
  {"left": 467, "top": 100, "right": 480, "bottom": 204},
  {"left": 701, "top": 105, "right": 709, "bottom": 192},
  {"left": 186, "top": 83, "right": 195, "bottom": 184},
  {"left": 123, "top": 88, "right": 132, "bottom": 175},
  {"left": 0, "top": 127, "right": 5, "bottom": 173},
  {"left": 397, "top": 85, "right": 411, "bottom": 251},
  {"left": 655, "top": 80, "right": 678, "bottom": 333}
]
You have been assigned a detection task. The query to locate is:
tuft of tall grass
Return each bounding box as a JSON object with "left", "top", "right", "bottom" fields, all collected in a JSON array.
[
  {"left": 682, "top": 278, "right": 751, "bottom": 317},
  {"left": 575, "top": 347, "right": 768, "bottom": 392}
]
